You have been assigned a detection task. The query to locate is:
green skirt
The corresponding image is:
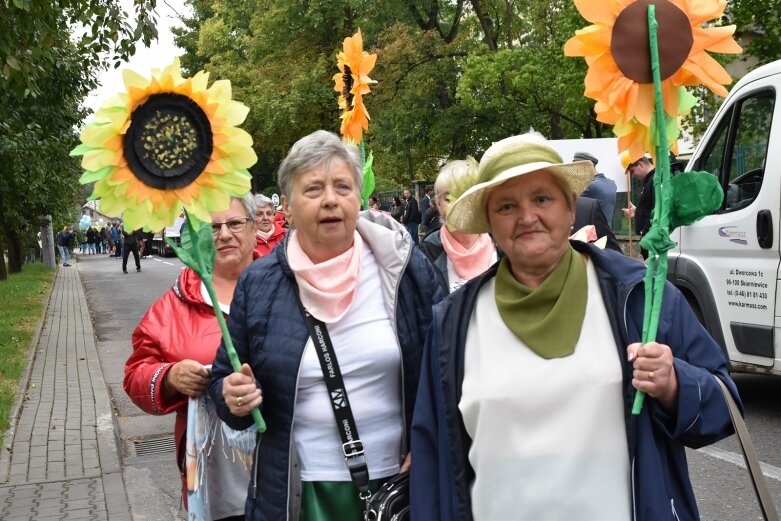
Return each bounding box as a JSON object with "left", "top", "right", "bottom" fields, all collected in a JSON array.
[{"left": 300, "top": 479, "right": 384, "bottom": 521}]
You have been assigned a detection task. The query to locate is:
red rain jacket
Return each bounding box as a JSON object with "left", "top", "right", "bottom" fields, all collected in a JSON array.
[
  {"left": 123, "top": 263, "right": 246, "bottom": 505},
  {"left": 254, "top": 221, "right": 288, "bottom": 257}
]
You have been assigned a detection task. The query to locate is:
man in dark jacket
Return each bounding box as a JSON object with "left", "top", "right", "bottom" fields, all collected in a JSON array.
[
  {"left": 401, "top": 188, "right": 421, "bottom": 245},
  {"left": 121, "top": 227, "right": 141, "bottom": 274},
  {"left": 55, "top": 227, "right": 74, "bottom": 266},
  {"left": 622, "top": 156, "right": 655, "bottom": 259}
]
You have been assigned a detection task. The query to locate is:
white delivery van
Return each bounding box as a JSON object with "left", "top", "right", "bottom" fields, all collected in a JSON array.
[
  {"left": 152, "top": 213, "right": 186, "bottom": 257},
  {"left": 668, "top": 59, "right": 781, "bottom": 374}
]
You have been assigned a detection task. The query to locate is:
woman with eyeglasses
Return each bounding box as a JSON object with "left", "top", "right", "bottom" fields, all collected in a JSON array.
[
  {"left": 123, "top": 193, "right": 259, "bottom": 520},
  {"left": 209, "top": 130, "right": 442, "bottom": 521}
]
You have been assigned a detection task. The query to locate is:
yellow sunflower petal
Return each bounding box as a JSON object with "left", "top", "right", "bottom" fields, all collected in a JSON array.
[
  {"left": 564, "top": 25, "right": 611, "bottom": 57},
  {"left": 216, "top": 100, "right": 250, "bottom": 128},
  {"left": 220, "top": 126, "right": 254, "bottom": 148},
  {"left": 207, "top": 80, "right": 232, "bottom": 102},
  {"left": 81, "top": 123, "right": 121, "bottom": 148},
  {"left": 82, "top": 148, "right": 119, "bottom": 171},
  {"left": 573, "top": 0, "right": 620, "bottom": 26},
  {"left": 673, "top": 0, "right": 727, "bottom": 25},
  {"left": 680, "top": 52, "right": 732, "bottom": 95},
  {"left": 690, "top": 25, "right": 741, "bottom": 55},
  {"left": 216, "top": 140, "right": 258, "bottom": 168}
]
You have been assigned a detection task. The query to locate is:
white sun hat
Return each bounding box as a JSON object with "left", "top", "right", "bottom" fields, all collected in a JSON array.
[{"left": 446, "top": 133, "right": 596, "bottom": 234}]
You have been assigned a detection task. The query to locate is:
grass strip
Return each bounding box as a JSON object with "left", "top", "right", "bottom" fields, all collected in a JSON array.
[{"left": 0, "top": 264, "right": 55, "bottom": 436}]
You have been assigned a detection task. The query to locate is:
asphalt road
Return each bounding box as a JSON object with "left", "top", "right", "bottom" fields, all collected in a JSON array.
[
  {"left": 689, "top": 373, "right": 781, "bottom": 520},
  {"left": 78, "top": 250, "right": 186, "bottom": 520},
  {"left": 75, "top": 249, "right": 781, "bottom": 520}
]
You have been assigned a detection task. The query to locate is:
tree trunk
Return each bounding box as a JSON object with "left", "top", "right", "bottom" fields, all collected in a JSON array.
[
  {"left": 406, "top": 147, "right": 414, "bottom": 187},
  {"left": 0, "top": 243, "right": 6, "bottom": 280},
  {"left": 7, "top": 228, "right": 22, "bottom": 273},
  {"left": 41, "top": 215, "right": 55, "bottom": 268},
  {"left": 470, "top": 0, "right": 498, "bottom": 51},
  {"left": 0, "top": 199, "right": 7, "bottom": 280}
]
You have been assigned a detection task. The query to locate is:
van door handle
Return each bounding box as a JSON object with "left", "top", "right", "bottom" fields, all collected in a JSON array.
[{"left": 757, "top": 209, "right": 773, "bottom": 248}]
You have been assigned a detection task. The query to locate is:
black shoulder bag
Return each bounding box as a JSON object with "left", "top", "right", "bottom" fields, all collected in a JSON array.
[{"left": 303, "top": 310, "right": 410, "bottom": 521}]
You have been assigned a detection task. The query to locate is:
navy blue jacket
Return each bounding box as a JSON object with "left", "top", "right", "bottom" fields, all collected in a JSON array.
[
  {"left": 410, "top": 241, "right": 740, "bottom": 521},
  {"left": 209, "top": 216, "right": 442, "bottom": 521}
]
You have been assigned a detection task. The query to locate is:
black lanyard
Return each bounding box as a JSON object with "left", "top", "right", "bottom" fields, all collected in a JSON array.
[{"left": 302, "top": 310, "right": 370, "bottom": 497}]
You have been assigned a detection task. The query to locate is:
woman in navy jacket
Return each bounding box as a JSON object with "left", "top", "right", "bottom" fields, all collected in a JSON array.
[
  {"left": 209, "top": 131, "right": 441, "bottom": 521},
  {"left": 410, "top": 133, "right": 740, "bottom": 521}
]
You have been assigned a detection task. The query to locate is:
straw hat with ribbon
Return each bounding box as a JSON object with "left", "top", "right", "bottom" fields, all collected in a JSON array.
[{"left": 447, "top": 133, "right": 596, "bottom": 234}]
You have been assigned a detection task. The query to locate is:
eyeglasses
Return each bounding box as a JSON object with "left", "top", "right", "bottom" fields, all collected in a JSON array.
[{"left": 211, "top": 218, "right": 252, "bottom": 236}]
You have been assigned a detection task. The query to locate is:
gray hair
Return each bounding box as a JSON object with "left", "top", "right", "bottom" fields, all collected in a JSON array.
[
  {"left": 277, "top": 130, "right": 363, "bottom": 201},
  {"left": 254, "top": 193, "right": 274, "bottom": 211},
  {"left": 435, "top": 158, "right": 479, "bottom": 202},
  {"left": 236, "top": 193, "right": 257, "bottom": 220}
]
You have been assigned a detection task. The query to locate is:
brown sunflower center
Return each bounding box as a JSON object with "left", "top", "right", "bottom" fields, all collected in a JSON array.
[
  {"left": 611, "top": 0, "right": 694, "bottom": 84},
  {"left": 124, "top": 93, "right": 214, "bottom": 190},
  {"left": 342, "top": 65, "right": 354, "bottom": 111}
]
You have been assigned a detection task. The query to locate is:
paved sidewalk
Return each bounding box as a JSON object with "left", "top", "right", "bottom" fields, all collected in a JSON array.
[{"left": 0, "top": 265, "right": 130, "bottom": 520}]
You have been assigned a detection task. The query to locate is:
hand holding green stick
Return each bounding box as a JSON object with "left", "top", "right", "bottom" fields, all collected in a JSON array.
[{"left": 168, "top": 213, "right": 267, "bottom": 432}]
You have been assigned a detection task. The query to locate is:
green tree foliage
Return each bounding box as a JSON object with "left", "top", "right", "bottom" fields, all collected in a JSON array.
[
  {"left": 727, "top": 0, "right": 781, "bottom": 65},
  {"left": 173, "top": 0, "right": 776, "bottom": 191},
  {"left": 0, "top": 1, "right": 157, "bottom": 278},
  {"left": 173, "top": 0, "right": 610, "bottom": 191}
]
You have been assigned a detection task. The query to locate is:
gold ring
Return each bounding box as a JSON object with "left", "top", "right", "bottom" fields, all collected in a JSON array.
[
  {"left": 237, "top": 396, "right": 244, "bottom": 407},
  {"left": 648, "top": 371, "right": 655, "bottom": 381}
]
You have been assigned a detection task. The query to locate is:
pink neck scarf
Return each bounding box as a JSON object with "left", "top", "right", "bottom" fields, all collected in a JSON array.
[
  {"left": 287, "top": 230, "right": 363, "bottom": 323},
  {"left": 440, "top": 226, "right": 495, "bottom": 280},
  {"left": 257, "top": 227, "right": 274, "bottom": 242}
]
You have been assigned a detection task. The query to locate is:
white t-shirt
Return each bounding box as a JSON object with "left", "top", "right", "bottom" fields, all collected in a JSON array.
[
  {"left": 459, "top": 260, "right": 631, "bottom": 520},
  {"left": 294, "top": 243, "right": 403, "bottom": 481}
]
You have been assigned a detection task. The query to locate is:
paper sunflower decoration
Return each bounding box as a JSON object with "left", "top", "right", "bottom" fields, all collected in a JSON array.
[
  {"left": 72, "top": 59, "right": 266, "bottom": 432},
  {"left": 333, "top": 29, "right": 377, "bottom": 145},
  {"left": 333, "top": 29, "right": 379, "bottom": 208},
  {"left": 566, "top": 0, "right": 739, "bottom": 414},
  {"left": 71, "top": 58, "right": 256, "bottom": 231},
  {"left": 564, "top": 0, "right": 741, "bottom": 161}
]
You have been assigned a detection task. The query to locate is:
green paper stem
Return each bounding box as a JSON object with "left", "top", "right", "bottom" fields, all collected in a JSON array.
[
  {"left": 201, "top": 271, "right": 266, "bottom": 432},
  {"left": 633, "top": 5, "right": 673, "bottom": 415},
  {"left": 167, "top": 211, "right": 266, "bottom": 432}
]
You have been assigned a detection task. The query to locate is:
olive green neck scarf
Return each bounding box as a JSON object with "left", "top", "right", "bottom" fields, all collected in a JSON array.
[{"left": 494, "top": 246, "right": 587, "bottom": 359}]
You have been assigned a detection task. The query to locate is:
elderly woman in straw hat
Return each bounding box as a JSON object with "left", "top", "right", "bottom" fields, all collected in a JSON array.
[
  {"left": 420, "top": 158, "right": 497, "bottom": 293},
  {"left": 209, "top": 130, "right": 441, "bottom": 521},
  {"left": 410, "top": 132, "right": 740, "bottom": 521}
]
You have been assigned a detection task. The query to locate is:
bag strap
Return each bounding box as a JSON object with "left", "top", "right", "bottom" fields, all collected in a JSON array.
[
  {"left": 712, "top": 375, "right": 779, "bottom": 521},
  {"left": 302, "top": 310, "right": 371, "bottom": 498}
]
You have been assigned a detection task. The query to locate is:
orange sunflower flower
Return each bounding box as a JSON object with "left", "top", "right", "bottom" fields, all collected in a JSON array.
[
  {"left": 71, "top": 58, "right": 256, "bottom": 231},
  {"left": 565, "top": 0, "right": 741, "bottom": 159},
  {"left": 333, "top": 29, "right": 377, "bottom": 144}
]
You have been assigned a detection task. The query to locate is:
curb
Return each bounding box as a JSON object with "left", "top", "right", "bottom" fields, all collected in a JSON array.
[
  {"left": 0, "top": 265, "right": 58, "bottom": 484},
  {"left": 74, "top": 262, "right": 132, "bottom": 518}
]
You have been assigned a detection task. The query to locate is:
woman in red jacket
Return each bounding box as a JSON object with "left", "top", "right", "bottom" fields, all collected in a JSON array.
[
  {"left": 253, "top": 194, "right": 287, "bottom": 256},
  {"left": 124, "top": 194, "right": 258, "bottom": 519}
]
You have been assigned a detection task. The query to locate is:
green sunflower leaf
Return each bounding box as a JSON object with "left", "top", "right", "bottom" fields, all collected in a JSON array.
[
  {"left": 70, "top": 143, "right": 97, "bottom": 157},
  {"left": 168, "top": 238, "right": 198, "bottom": 272},
  {"left": 78, "top": 165, "right": 114, "bottom": 184}
]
